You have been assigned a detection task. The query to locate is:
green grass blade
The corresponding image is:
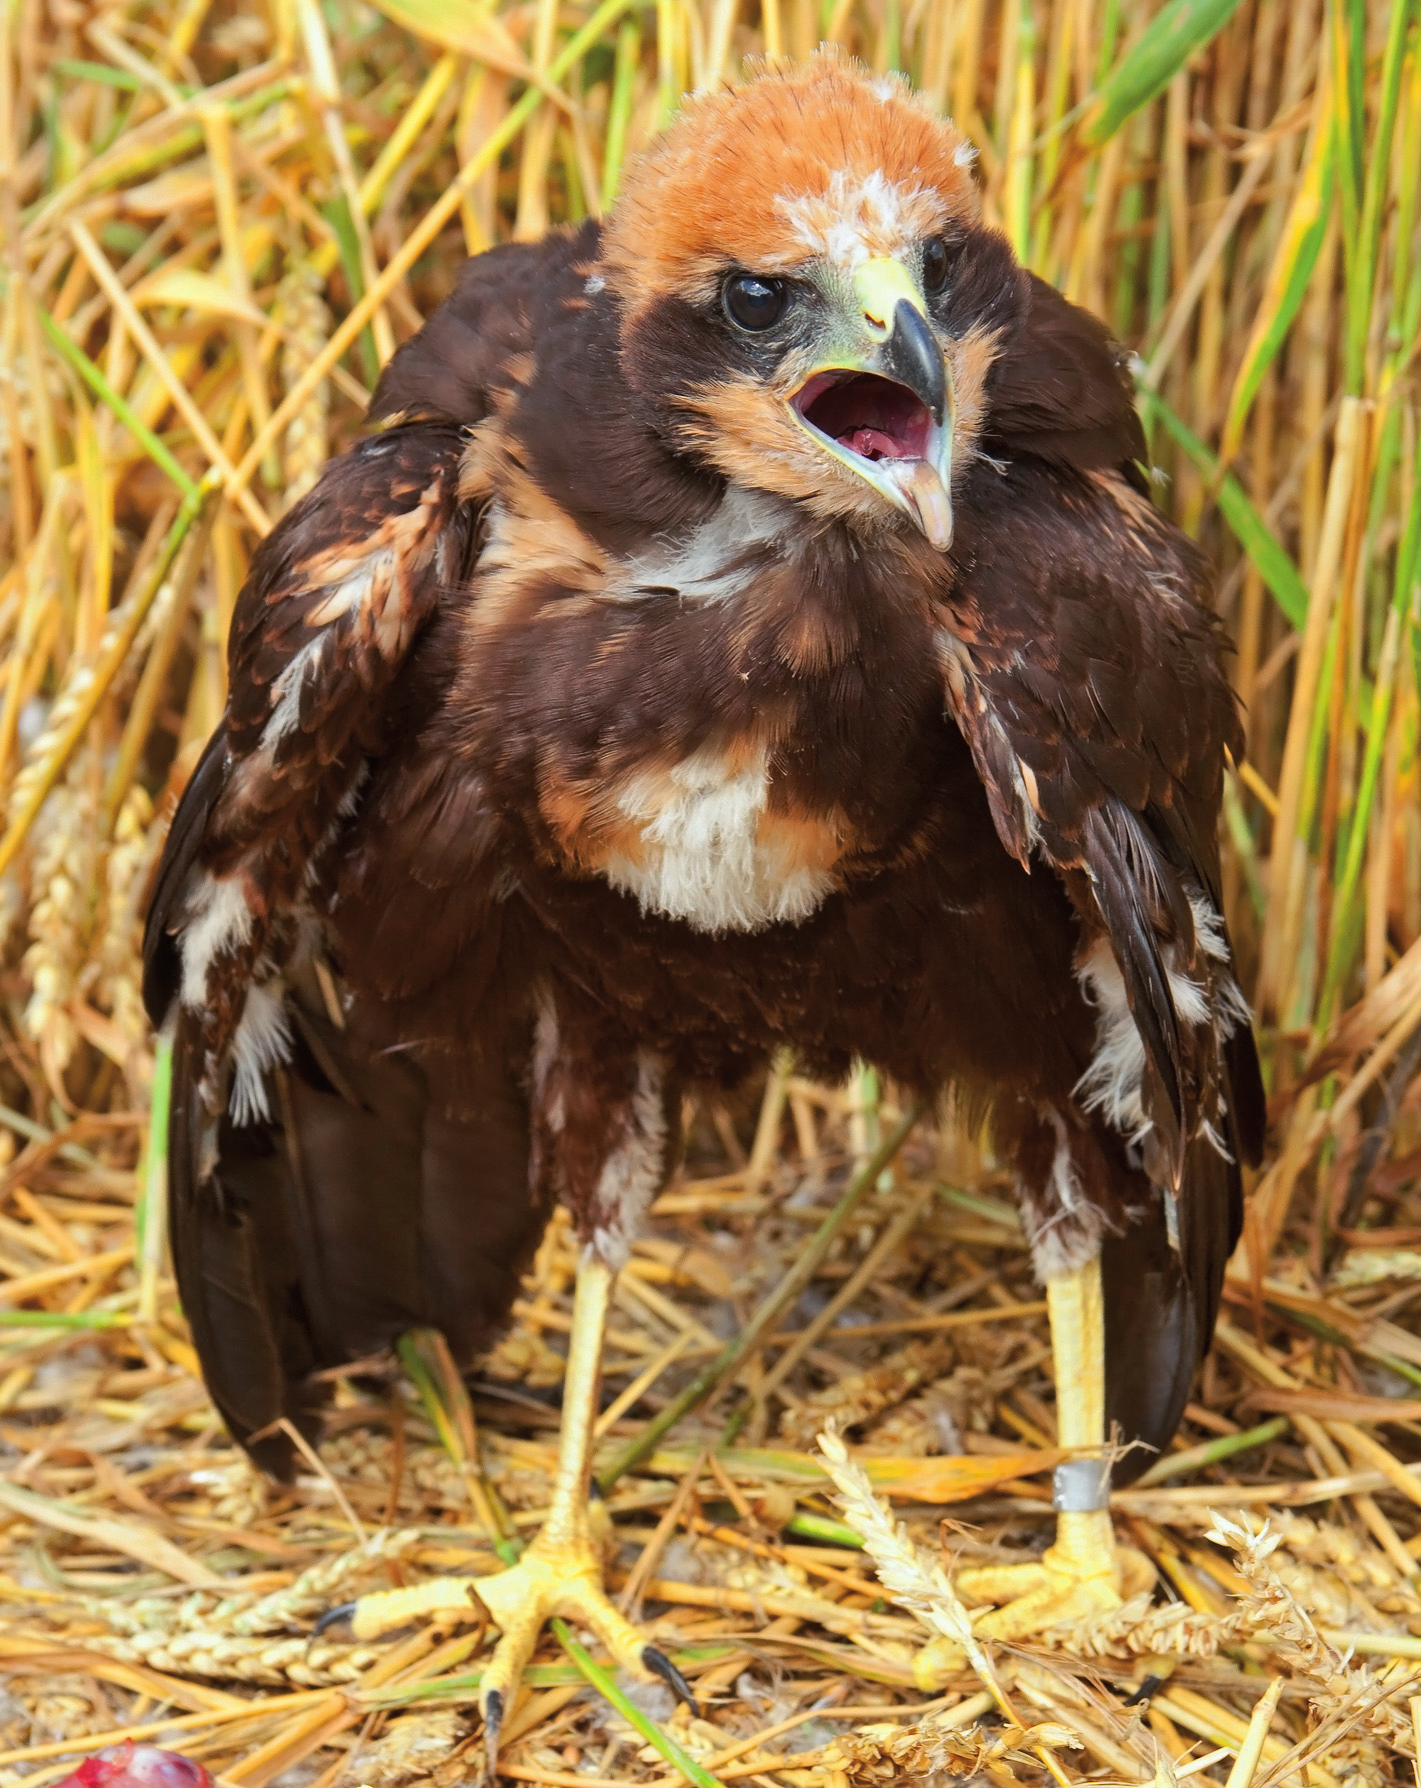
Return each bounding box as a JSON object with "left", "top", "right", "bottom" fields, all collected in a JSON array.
[
  {"left": 363, "top": 1647, "right": 734, "bottom": 1708},
  {"left": 1005, "top": 0, "right": 1035, "bottom": 264},
  {"left": 1220, "top": 78, "right": 1335, "bottom": 463},
  {"left": 1134, "top": 1415, "right": 1289, "bottom": 1485},
  {"left": 553, "top": 1620, "right": 727, "bottom": 1788},
  {"left": 1346, "top": 0, "right": 1411, "bottom": 393},
  {"left": 1146, "top": 391, "right": 1308, "bottom": 628},
  {"left": 0, "top": 1310, "right": 131, "bottom": 1329},
  {"left": 1330, "top": 0, "right": 1363, "bottom": 392},
  {"left": 654, "top": 0, "right": 677, "bottom": 131},
  {"left": 1222, "top": 773, "right": 1268, "bottom": 921},
  {"left": 1319, "top": 609, "right": 1399, "bottom": 1023},
  {"left": 137, "top": 1021, "right": 173, "bottom": 1323},
  {"left": 53, "top": 58, "right": 145, "bottom": 90},
  {"left": 36, "top": 303, "right": 198, "bottom": 498},
  {"left": 1389, "top": 41, "right": 1421, "bottom": 341},
  {"left": 784, "top": 1510, "right": 867, "bottom": 1548},
  {"left": 323, "top": 195, "right": 380, "bottom": 389},
  {"left": 1085, "top": 0, "right": 1246, "bottom": 145},
  {"left": 1390, "top": 67, "right": 1421, "bottom": 381},
  {"left": 883, "top": 0, "right": 902, "bottom": 73},
  {"left": 23, "top": 79, "right": 293, "bottom": 225},
  {"left": 0, "top": 1105, "right": 103, "bottom": 1167},
  {"left": 1337, "top": 0, "right": 1366, "bottom": 218},
  {"left": 1395, "top": 423, "right": 1421, "bottom": 625},
  {"left": 396, "top": 1330, "right": 521, "bottom": 1565},
  {"left": 1095, "top": 0, "right": 1123, "bottom": 87},
  {"left": 601, "top": 16, "right": 640, "bottom": 211}
]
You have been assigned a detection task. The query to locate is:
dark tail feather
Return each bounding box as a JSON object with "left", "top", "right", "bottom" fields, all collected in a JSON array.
[
  {"left": 169, "top": 1027, "right": 317, "bottom": 1477},
  {"left": 169, "top": 998, "right": 542, "bottom": 1478},
  {"left": 1103, "top": 1128, "right": 1241, "bottom": 1486},
  {"left": 1226, "top": 1021, "right": 1267, "bottom": 1168}
]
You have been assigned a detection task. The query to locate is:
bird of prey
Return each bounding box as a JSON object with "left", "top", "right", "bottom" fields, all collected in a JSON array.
[{"left": 144, "top": 52, "right": 1264, "bottom": 1743}]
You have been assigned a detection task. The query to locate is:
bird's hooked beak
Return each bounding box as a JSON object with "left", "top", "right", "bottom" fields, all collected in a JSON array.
[{"left": 789, "top": 256, "right": 956, "bottom": 549}]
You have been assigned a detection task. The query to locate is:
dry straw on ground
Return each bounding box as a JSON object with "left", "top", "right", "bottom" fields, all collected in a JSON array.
[{"left": 1, "top": 0, "right": 1420, "bottom": 1781}]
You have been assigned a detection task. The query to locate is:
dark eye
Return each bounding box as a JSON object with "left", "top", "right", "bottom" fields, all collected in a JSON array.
[
  {"left": 723, "top": 272, "right": 788, "bottom": 331},
  {"left": 922, "top": 238, "right": 952, "bottom": 295}
]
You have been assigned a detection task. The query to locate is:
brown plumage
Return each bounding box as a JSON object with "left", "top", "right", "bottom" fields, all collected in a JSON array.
[{"left": 144, "top": 54, "right": 1262, "bottom": 1592}]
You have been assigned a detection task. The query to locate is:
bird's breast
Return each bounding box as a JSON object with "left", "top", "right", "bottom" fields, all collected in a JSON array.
[
  {"left": 543, "top": 743, "right": 847, "bottom": 934},
  {"left": 464, "top": 486, "right": 948, "bottom": 933}
]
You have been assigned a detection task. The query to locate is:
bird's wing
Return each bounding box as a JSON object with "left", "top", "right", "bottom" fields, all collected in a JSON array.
[
  {"left": 142, "top": 231, "right": 589, "bottom": 1067},
  {"left": 138, "top": 420, "right": 494, "bottom": 1474},
  {"left": 142, "top": 418, "right": 481, "bottom": 1093},
  {"left": 942, "top": 287, "right": 1264, "bottom": 1189},
  {"left": 140, "top": 234, "right": 597, "bottom": 1472},
  {"left": 943, "top": 288, "right": 1265, "bottom": 1473}
]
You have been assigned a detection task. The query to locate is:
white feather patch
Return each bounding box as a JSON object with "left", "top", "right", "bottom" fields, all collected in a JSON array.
[
  {"left": 306, "top": 548, "right": 395, "bottom": 626},
  {"left": 604, "top": 751, "right": 833, "bottom": 933},
  {"left": 530, "top": 990, "right": 564, "bottom": 1136},
  {"left": 1074, "top": 937, "right": 1149, "bottom": 1143},
  {"left": 590, "top": 1051, "right": 668, "bottom": 1268},
  {"left": 1074, "top": 887, "right": 1253, "bottom": 1168},
  {"left": 1019, "top": 1109, "right": 1112, "bottom": 1281},
  {"left": 264, "top": 636, "right": 324, "bottom": 746},
  {"left": 229, "top": 978, "right": 292, "bottom": 1126},
  {"left": 179, "top": 873, "right": 254, "bottom": 1011},
  {"left": 776, "top": 169, "right": 940, "bottom": 272},
  {"left": 613, "top": 487, "right": 790, "bottom": 604}
]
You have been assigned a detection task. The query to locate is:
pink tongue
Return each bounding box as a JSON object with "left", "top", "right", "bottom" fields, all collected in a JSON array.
[{"left": 841, "top": 425, "right": 905, "bottom": 461}]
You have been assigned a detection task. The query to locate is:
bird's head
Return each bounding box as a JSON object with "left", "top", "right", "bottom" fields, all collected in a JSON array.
[{"left": 599, "top": 54, "right": 1003, "bottom": 551}]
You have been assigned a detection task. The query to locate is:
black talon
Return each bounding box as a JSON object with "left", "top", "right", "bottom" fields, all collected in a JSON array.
[
  {"left": 311, "top": 1600, "right": 358, "bottom": 1639},
  {"left": 643, "top": 1645, "right": 699, "bottom": 1716},
  {"left": 1121, "top": 1673, "right": 1164, "bottom": 1707},
  {"left": 483, "top": 1687, "right": 505, "bottom": 1774}
]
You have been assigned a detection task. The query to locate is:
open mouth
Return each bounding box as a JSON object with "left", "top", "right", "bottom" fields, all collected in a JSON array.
[
  {"left": 792, "top": 370, "right": 934, "bottom": 463},
  {"left": 788, "top": 364, "right": 955, "bottom": 550}
]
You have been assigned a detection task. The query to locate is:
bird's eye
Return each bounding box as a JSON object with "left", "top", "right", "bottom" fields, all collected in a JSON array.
[
  {"left": 922, "top": 238, "right": 952, "bottom": 295},
  {"left": 723, "top": 273, "right": 788, "bottom": 331}
]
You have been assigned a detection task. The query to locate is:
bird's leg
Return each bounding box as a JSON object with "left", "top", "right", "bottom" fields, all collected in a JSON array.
[
  {"left": 913, "top": 1254, "right": 1153, "bottom": 1687},
  {"left": 340, "top": 1253, "right": 692, "bottom": 1763}
]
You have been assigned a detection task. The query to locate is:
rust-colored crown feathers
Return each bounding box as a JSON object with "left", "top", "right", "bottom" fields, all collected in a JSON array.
[{"left": 601, "top": 53, "right": 980, "bottom": 317}]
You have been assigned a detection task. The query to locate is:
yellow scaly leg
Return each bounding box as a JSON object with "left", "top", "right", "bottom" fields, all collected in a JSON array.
[
  {"left": 337, "top": 1255, "right": 693, "bottom": 1763},
  {"left": 914, "top": 1254, "right": 1154, "bottom": 1687}
]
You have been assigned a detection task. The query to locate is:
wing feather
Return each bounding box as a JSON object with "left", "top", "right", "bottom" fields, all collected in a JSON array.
[
  {"left": 984, "top": 273, "right": 1147, "bottom": 480},
  {"left": 940, "top": 451, "right": 1260, "bottom": 1189},
  {"left": 142, "top": 421, "right": 481, "bottom": 1110}
]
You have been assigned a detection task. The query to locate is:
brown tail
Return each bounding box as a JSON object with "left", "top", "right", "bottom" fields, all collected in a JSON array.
[
  {"left": 168, "top": 998, "right": 543, "bottom": 1477},
  {"left": 1103, "top": 1124, "right": 1245, "bottom": 1487}
]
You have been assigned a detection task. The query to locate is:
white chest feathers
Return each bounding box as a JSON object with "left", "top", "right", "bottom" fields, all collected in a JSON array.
[{"left": 602, "top": 750, "right": 839, "bottom": 934}]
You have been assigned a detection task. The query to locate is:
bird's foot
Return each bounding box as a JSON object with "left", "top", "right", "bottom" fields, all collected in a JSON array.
[
  {"left": 341, "top": 1529, "right": 694, "bottom": 1765},
  {"left": 912, "top": 1517, "right": 1155, "bottom": 1688}
]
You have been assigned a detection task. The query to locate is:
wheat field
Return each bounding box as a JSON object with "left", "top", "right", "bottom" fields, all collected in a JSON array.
[{"left": 1, "top": 0, "right": 1420, "bottom": 1782}]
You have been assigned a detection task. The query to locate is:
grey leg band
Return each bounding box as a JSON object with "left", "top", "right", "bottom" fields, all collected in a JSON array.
[{"left": 1053, "top": 1457, "right": 1111, "bottom": 1512}]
